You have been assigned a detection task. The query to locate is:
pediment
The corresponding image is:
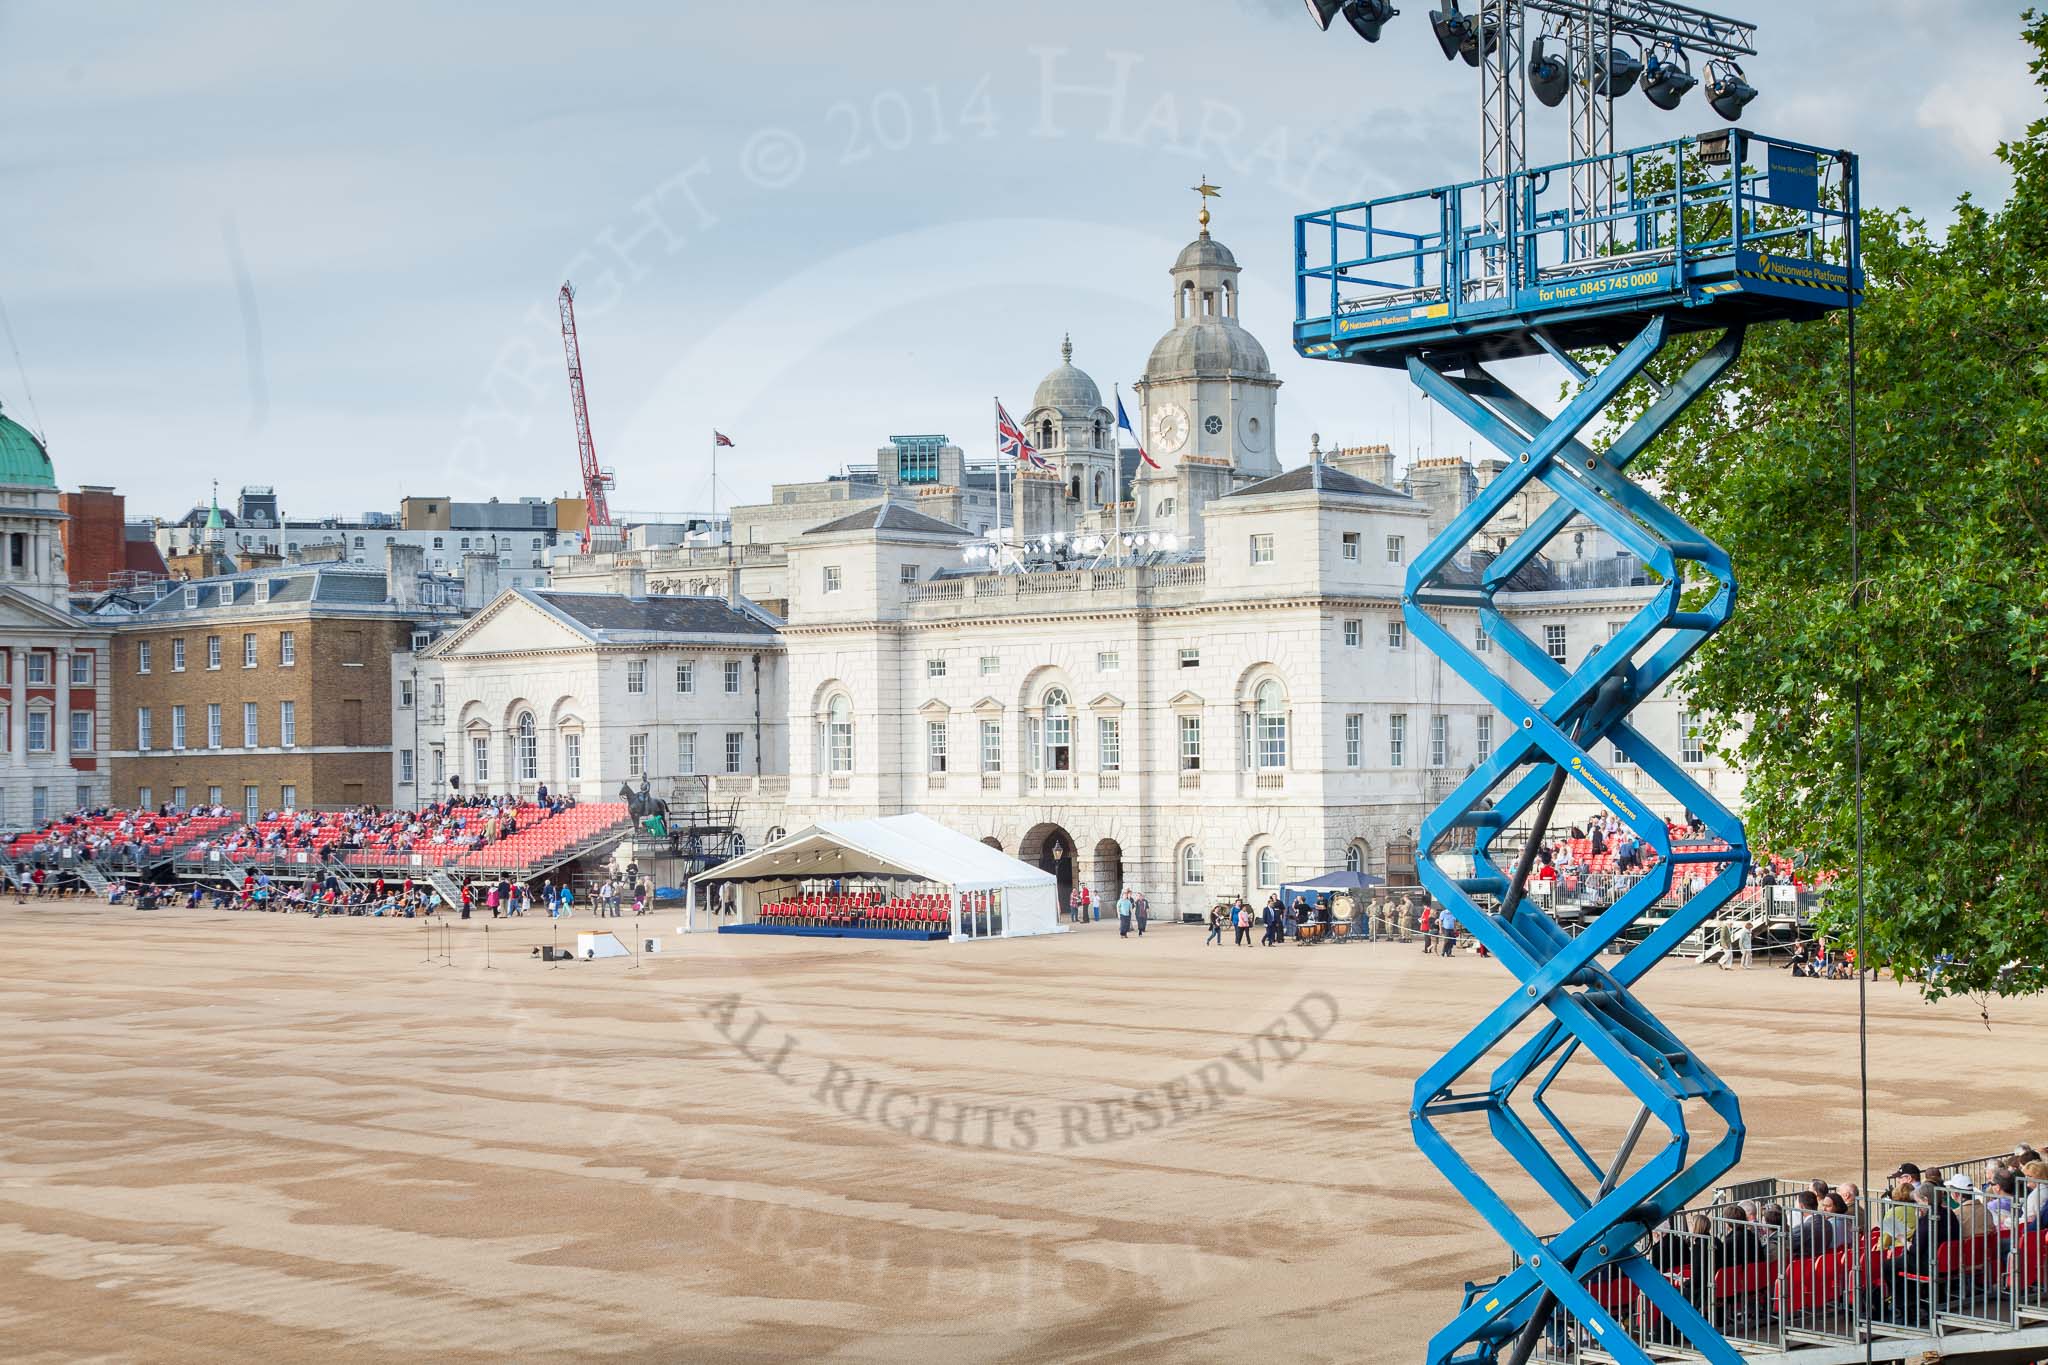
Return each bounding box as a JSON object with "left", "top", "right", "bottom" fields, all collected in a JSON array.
[
  {"left": 1088, "top": 692, "right": 1124, "bottom": 711},
  {"left": 1167, "top": 689, "right": 1206, "bottom": 711},
  {"left": 917, "top": 697, "right": 951, "bottom": 716},
  {"left": 971, "top": 695, "right": 1006, "bottom": 715},
  {"left": 430, "top": 589, "right": 592, "bottom": 658}
]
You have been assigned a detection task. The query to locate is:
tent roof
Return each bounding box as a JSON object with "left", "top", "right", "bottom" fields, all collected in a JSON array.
[
  {"left": 1279, "top": 870, "right": 1386, "bottom": 894},
  {"left": 693, "top": 813, "right": 1055, "bottom": 892}
]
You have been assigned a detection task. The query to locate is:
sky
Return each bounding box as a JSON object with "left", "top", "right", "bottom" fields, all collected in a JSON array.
[{"left": 0, "top": 0, "right": 2037, "bottom": 522}]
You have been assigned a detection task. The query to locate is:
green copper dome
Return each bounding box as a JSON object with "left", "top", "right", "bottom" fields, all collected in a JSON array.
[{"left": 0, "top": 402, "right": 55, "bottom": 488}]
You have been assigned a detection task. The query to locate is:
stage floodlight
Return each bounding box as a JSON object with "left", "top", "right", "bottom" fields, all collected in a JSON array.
[
  {"left": 1342, "top": 0, "right": 1399, "bottom": 42},
  {"left": 1590, "top": 44, "right": 1642, "bottom": 97},
  {"left": 1642, "top": 47, "right": 1697, "bottom": 110},
  {"left": 1706, "top": 59, "right": 1757, "bottom": 122},
  {"left": 1529, "top": 35, "right": 1569, "bottom": 107},
  {"left": 1429, "top": 3, "right": 1466, "bottom": 61},
  {"left": 1305, "top": 0, "right": 1346, "bottom": 30}
]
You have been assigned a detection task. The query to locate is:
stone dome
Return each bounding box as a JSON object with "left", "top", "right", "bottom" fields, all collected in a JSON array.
[
  {"left": 1172, "top": 233, "right": 1240, "bottom": 273},
  {"left": 1030, "top": 334, "right": 1102, "bottom": 413},
  {"left": 1146, "top": 319, "right": 1271, "bottom": 378},
  {"left": 0, "top": 402, "right": 54, "bottom": 488}
]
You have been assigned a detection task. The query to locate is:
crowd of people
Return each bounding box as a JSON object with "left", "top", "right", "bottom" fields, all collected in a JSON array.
[
  {"left": 11, "top": 805, "right": 236, "bottom": 870},
  {"left": 191, "top": 791, "right": 579, "bottom": 863}
]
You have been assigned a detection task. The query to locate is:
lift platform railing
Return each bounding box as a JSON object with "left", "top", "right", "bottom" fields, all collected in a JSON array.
[{"left": 1295, "top": 128, "right": 1856, "bottom": 337}]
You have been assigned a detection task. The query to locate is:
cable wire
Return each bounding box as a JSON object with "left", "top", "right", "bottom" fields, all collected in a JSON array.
[
  {"left": 0, "top": 294, "right": 47, "bottom": 445},
  {"left": 1842, "top": 151, "right": 1872, "bottom": 1365}
]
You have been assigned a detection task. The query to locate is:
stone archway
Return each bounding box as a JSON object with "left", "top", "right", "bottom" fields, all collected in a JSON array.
[
  {"left": 1020, "top": 822, "right": 1078, "bottom": 909},
  {"left": 980, "top": 835, "right": 1003, "bottom": 851},
  {"left": 1093, "top": 838, "right": 1124, "bottom": 906}
]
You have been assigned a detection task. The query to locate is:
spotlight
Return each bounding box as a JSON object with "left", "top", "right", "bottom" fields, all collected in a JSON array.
[
  {"left": 1529, "top": 35, "right": 1568, "bottom": 107},
  {"left": 1590, "top": 43, "right": 1642, "bottom": 97},
  {"left": 1641, "top": 46, "right": 1697, "bottom": 110},
  {"left": 1341, "top": 0, "right": 1399, "bottom": 41},
  {"left": 1304, "top": 0, "right": 1345, "bottom": 28},
  {"left": 1430, "top": 3, "right": 1476, "bottom": 63},
  {"left": 1705, "top": 59, "right": 1756, "bottom": 122}
]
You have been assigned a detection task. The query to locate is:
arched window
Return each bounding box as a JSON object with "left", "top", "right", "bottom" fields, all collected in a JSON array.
[
  {"left": 516, "top": 711, "right": 538, "bottom": 782},
  {"left": 1255, "top": 680, "right": 1288, "bottom": 769},
  {"left": 823, "top": 695, "right": 854, "bottom": 775},
  {"left": 1180, "top": 280, "right": 1194, "bottom": 319},
  {"left": 1092, "top": 418, "right": 1104, "bottom": 449},
  {"left": 1093, "top": 472, "right": 1106, "bottom": 504},
  {"left": 1256, "top": 847, "right": 1278, "bottom": 888},
  {"left": 1069, "top": 474, "right": 1082, "bottom": 501},
  {"left": 1181, "top": 842, "right": 1204, "bottom": 885},
  {"left": 1221, "top": 279, "right": 1234, "bottom": 318},
  {"left": 1344, "top": 844, "right": 1363, "bottom": 873},
  {"left": 1042, "top": 688, "right": 1072, "bottom": 772},
  {"left": 1040, "top": 419, "right": 1054, "bottom": 451}
]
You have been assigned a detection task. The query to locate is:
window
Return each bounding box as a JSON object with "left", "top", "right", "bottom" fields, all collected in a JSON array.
[
  {"left": 279, "top": 701, "right": 296, "bottom": 748},
  {"left": 1179, "top": 714, "right": 1202, "bottom": 770},
  {"left": 978, "top": 718, "right": 1003, "bottom": 773},
  {"left": 1096, "top": 650, "right": 1120, "bottom": 672},
  {"left": 171, "top": 786, "right": 186, "bottom": 808},
  {"left": 723, "top": 660, "right": 742, "bottom": 694},
  {"left": 137, "top": 786, "right": 152, "bottom": 809},
  {"left": 564, "top": 733, "right": 582, "bottom": 781},
  {"left": 255, "top": 580, "right": 269, "bottom": 604},
  {"left": 206, "top": 786, "right": 221, "bottom": 808},
  {"left": 206, "top": 636, "right": 221, "bottom": 670},
  {"left": 171, "top": 705, "right": 187, "bottom": 750},
  {"left": 25, "top": 710, "right": 47, "bottom": 753},
  {"left": 1345, "top": 845, "right": 1363, "bottom": 874},
  {"left": 517, "top": 712, "right": 538, "bottom": 781},
  {"left": 1344, "top": 713, "right": 1362, "bottom": 768},
  {"left": 25, "top": 653, "right": 46, "bottom": 685},
  {"left": 69, "top": 712, "right": 90, "bottom": 753},
  {"left": 1098, "top": 716, "right": 1121, "bottom": 771},
  {"left": 627, "top": 733, "right": 648, "bottom": 777},
  {"left": 1386, "top": 534, "right": 1406, "bottom": 564},
  {"left": 1389, "top": 712, "right": 1407, "bottom": 768},
  {"left": 1388, "top": 620, "right": 1406, "bottom": 650},
  {"left": 280, "top": 784, "right": 297, "bottom": 810},
  {"left": 825, "top": 695, "right": 853, "bottom": 774},
  {"left": 675, "top": 660, "right": 695, "bottom": 693},
  {"left": 243, "top": 702, "right": 259, "bottom": 747},
  {"left": 724, "top": 731, "right": 743, "bottom": 774},
  {"left": 137, "top": 707, "right": 152, "bottom": 752},
  {"left": 1181, "top": 843, "right": 1205, "bottom": 885},
  {"left": 1179, "top": 647, "right": 1200, "bottom": 669},
  {"left": 184, "top": 586, "right": 198, "bottom": 609},
  {"left": 1680, "top": 710, "right": 1706, "bottom": 765},
  {"left": 900, "top": 564, "right": 919, "bottom": 585},
  {"left": 400, "top": 749, "right": 415, "bottom": 784},
  {"left": 823, "top": 565, "right": 842, "bottom": 593},
  {"left": 926, "top": 657, "right": 946, "bottom": 680},
  {"left": 1256, "top": 848, "right": 1278, "bottom": 888},
  {"left": 137, "top": 641, "right": 151, "bottom": 674},
  {"left": 1429, "top": 713, "right": 1448, "bottom": 768},
  {"left": 207, "top": 703, "right": 222, "bottom": 749},
  {"left": 1255, "top": 680, "right": 1288, "bottom": 769},
  {"left": 626, "top": 659, "right": 646, "bottom": 694},
  {"left": 1544, "top": 623, "right": 1569, "bottom": 664},
  {"left": 1343, "top": 619, "right": 1362, "bottom": 648},
  {"left": 926, "top": 720, "right": 948, "bottom": 773},
  {"left": 1342, "top": 531, "right": 1360, "bottom": 561},
  {"left": 678, "top": 731, "right": 697, "bottom": 774},
  {"left": 399, "top": 679, "right": 414, "bottom": 707},
  {"left": 1476, "top": 714, "right": 1494, "bottom": 764},
  {"left": 1041, "top": 689, "right": 1072, "bottom": 770},
  {"left": 471, "top": 733, "right": 490, "bottom": 781},
  {"left": 1475, "top": 622, "right": 1492, "bottom": 653},
  {"left": 242, "top": 633, "right": 257, "bottom": 668},
  {"left": 980, "top": 655, "right": 1000, "bottom": 675},
  {"left": 279, "top": 631, "right": 296, "bottom": 666},
  {"left": 172, "top": 639, "right": 187, "bottom": 672},
  {"left": 1250, "top": 533, "right": 1275, "bottom": 565},
  {"left": 432, "top": 682, "right": 443, "bottom": 709},
  {"left": 70, "top": 653, "right": 90, "bottom": 685}
]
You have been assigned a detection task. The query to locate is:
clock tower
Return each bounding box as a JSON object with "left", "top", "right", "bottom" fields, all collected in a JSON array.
[{"left": 1131, "top": 185, "right": 1281, "bottom": 486}]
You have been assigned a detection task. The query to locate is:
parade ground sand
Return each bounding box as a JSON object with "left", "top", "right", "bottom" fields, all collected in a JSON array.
[{"left": 1, "top": 902, "right": 2040, "bottom": 1364}]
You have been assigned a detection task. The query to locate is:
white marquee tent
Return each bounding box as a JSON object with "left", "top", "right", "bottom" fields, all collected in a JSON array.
[{"left": 686, "top": 813, "right": 1062, "bottom": 939}]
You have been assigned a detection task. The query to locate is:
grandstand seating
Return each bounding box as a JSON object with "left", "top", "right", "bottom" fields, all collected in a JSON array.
[
  {"left": 6, "top": 810, "right": 235, "bottom": 863},
  {"left": 178, "top": 801, "right": 632, "bottom": 874},
  {"left": 756, "top": 890, "right": 953, "bottom": 932}
]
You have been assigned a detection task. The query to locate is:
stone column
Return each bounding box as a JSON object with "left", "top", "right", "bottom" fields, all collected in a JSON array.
[
  {"left": 54, "top": 647, "right": 71, "bottom": 768},
  {"left": 8, "top": 646, "right": 24, "bottom": 767}
]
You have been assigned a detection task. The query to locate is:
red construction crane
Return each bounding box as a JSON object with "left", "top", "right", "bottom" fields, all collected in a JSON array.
[{"left": 557, "top": 282, "right": 614, "bottom": 534}]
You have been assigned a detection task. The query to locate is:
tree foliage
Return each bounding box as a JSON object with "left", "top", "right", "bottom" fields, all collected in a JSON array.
[{"left": 1617, "top": 15, "right": 2048, "bottom": 999}]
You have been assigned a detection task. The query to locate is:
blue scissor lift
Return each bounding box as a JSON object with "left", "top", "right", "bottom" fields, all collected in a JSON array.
[{"left": 1294, "top": 130, "right": 1858, "bottom": 1365}]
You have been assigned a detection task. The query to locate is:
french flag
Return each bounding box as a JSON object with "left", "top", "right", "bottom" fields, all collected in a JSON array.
[{"left": 1116, "top": 393, "right": 1160, "bottom": 469}]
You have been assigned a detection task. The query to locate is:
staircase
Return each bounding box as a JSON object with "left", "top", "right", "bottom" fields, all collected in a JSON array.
[
  {"left": 76, "top": 864, "right": 112, "bottom": 898},
  {"left": 1691, "top": 897, "right": 1773, "bottom": 964},
  {"left": 425, "top": 868, "right": 464, "bottom": 912}
]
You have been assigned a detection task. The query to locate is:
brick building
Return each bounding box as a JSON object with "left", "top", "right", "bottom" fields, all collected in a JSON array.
[{"left": 107, "top": 555, "right": 462, "bottom": 815}]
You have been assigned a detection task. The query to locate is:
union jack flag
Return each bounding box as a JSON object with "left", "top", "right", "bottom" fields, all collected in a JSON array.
[{"left": 996, "top": 399, "right": 1051, "bottom": 470}]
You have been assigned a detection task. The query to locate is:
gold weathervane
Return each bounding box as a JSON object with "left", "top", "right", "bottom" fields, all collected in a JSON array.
[{"left": 1193, "top": 176, "right": 1221, "bottom": 233}]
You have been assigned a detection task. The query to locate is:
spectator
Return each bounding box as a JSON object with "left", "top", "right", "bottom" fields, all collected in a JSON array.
[
  {"left": 1205, "top": 903, "right": 1224, "bottom": 946},
  {"left": 1133, "top": 888, "right": 1148, "bottom": 937}
]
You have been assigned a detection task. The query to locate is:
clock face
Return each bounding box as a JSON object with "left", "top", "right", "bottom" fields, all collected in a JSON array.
[
  {"left": 1150, "top": 402, "right": 1189, "bottom": 454},
  {"left": 1203, "top": 414, "right": 1223, "bottom": 436}
]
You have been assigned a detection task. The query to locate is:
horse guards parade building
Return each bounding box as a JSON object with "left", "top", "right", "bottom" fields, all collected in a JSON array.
[{"left": 4, "top": 203, "right": 1734, "bottom": 917}]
